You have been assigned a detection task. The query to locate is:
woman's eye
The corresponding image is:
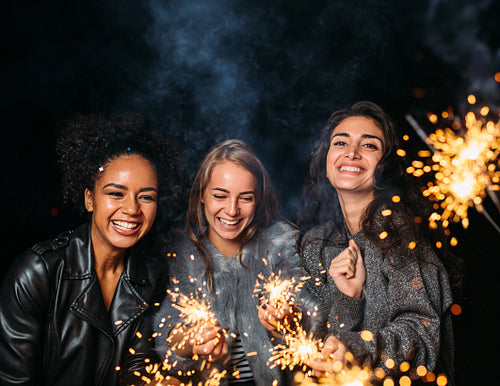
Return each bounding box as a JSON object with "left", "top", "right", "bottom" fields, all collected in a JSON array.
[
  {"left": 139, "top": 195, "right": 156, "bottom": 202},
  {"left": 213, "top": 194, "right": 226, "bottom": 200},
  {"left": 333, "top": 140, "right": 347, "bottom": 147},
  {"left": 363, "top": 143, "right": 378, "bottom": 150},
  {"left": 107, "top": 191, "right": 123, "bottom": 197},
  {"left": 240, "top": 196, "right": 254, "bottom": 202}
]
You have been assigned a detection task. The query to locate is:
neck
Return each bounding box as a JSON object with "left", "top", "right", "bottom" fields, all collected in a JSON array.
[
  {"left": 337, "top": 191, "right": 374, "bottom": 235},
  {"left": 94, "top": 252, "right": 124, "bottom": 273},
  {"left": 90, "top": 230, "right": 126, "bottom": 273},
  {"left": 216, "top": 240, "right": 241, "bottom": 257},
  {"left": 90, "top": 230, "right": 126, "bottom": 312},
  {"left": 208, "top": 234, "right": 242, "bottom": 257}
]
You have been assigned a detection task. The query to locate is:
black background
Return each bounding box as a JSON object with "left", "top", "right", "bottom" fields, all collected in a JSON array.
[{"left": 1, "top": 1, "right": 499, "bottom": 384}]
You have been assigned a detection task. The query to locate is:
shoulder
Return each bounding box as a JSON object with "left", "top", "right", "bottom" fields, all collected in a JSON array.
[
  {"left": 18, "top": 229, "right": 73, "bottom": 271},
  {"left": 301, "top": 222, "right": 331, "bottom": 240},
  {"left": 300, "top": 222, "right": 339, "bottom": 249},
  {"left": 380, "top": 241, "right": 445, "bottom": 281},
  {"left": 255, "top": 221, "right": 299, "bottom": 249},
  {"left": 31, "top": 232, "right": 71, "bottom": 258},
  {"left": 0, "top": 228, "right": 77, "bottom": 306},
  {"left": 263, "top": 220, "right": 298, "bottom": 237},
  {"left": 161, "top": 228, "right": 205, "bottom": 279},
  {"left": 163, "top": 228, "right": 193, "bottom": 255}
]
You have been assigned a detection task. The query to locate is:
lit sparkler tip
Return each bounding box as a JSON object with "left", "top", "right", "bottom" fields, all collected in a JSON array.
[
  {"left": 406, "top": 104, "right": 500, "bottom": 232},
  {"left": 268, "top": 327, "right": 324, "bottom": 371},
  {"left": 405, "top": 114, "right": 437, "bottom": 153},
  {"left": 254, "top": 271, "right": 306, "bottom": 310}
]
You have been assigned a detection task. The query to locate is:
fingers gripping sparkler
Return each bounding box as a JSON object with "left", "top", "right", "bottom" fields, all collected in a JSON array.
[
  {"left": 268, "top": 327, "right": 372, "bottom": 386},
  {"left": 254, "top": 270, "right": 307, "bottom": 333},
  {"left": 267, "top": 326, "right": 324, "bottom": 371},
  {"left": 166, "top": 287, "right": 224, "bottom": 356}
]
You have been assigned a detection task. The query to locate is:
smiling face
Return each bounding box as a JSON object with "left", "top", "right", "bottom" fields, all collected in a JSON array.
[
  {"left": 326, "top": 116, "right": 385, "bottom": 199},
  {"left": 85, "top": 154, "right": 158, "bottom": 260},
  {"left": 202, "top": 160, "right": 257, "bottom": 256}
]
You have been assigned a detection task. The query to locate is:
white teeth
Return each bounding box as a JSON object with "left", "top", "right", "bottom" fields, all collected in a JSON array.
[
  {"left": 112, "top": 221, "right": 139, "bottom": 230},
  {"left": 219, "top": 218, "right": 240, "bottom": 226},
  {"left": 339, "top": 166, "right": 363, "bottom": 173}
]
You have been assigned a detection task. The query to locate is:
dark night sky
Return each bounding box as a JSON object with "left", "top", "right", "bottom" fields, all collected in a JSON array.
[{"left": 1, "top": 0, "right": 500, "bottom": 384}]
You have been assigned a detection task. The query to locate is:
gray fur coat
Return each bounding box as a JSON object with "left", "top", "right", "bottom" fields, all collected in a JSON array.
[{"left": 153, "top": 221, "right": 317, "bottom": 386}]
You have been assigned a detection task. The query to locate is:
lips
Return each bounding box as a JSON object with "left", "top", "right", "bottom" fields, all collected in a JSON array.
[
  {"left": 111, "top": 220, "right": 141, "bottom": 234},
  {"left": 338, "top": 165, "right": 365, "bottom": 173},
  {"left": 218, "top": 217, "right": 241, "bottom": 227}
]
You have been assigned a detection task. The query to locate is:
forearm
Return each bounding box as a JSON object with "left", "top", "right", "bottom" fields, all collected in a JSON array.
[{"left": 338, "top": 315, "right": 442, "bottom": 376}]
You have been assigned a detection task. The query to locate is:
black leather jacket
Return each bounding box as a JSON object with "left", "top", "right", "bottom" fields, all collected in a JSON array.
[{"left": 0, "top": 223, "right": 168, "bottom": 385}]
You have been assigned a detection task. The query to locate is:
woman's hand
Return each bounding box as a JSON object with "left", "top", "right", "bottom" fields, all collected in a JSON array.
[
  {"left": 169, "top": 324, "right": 228, "bottom": 362},
  {"left": 329, "top": 239, "right": 366, "bottom": 298},
  {"left": 258, "top": 300, "right": 295, "bottom": 332},
  {"left": 305, "top": 335, "right": 347, "bottom": 377}
]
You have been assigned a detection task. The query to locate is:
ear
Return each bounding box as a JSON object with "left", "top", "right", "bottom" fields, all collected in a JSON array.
[{"left": 84, "top": 188, "right": 94, "bottom": 213}]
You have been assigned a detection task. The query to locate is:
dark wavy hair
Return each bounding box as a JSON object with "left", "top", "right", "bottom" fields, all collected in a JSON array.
[
  {"left": 186, "top": 139, "right": 281, "bottom": 289},
  {"left": 298, "top": 101, "right": 406, "bottom": 230},
  {"left": 298, "top": 101, "right": 464, "bottom": 288},
  {"left": 56, "top": 113, "right": 183, "bottom": 233}
]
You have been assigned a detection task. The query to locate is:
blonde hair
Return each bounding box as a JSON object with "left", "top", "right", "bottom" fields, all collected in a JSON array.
[{"left": 186, "top": 139, "right": 281, "bottom": 289}]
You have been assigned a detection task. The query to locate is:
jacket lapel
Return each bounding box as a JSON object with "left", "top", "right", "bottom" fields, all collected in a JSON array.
[
  {"left": 66, "top": 225, "right": 152, "bottom": 337},
  {"left": 67, "top": 224, "right": 113, "bottom": 336},
  {"left": 108, "top": 252, "right": 150, "bottom": 336},
  {"left": 70, "top": 275, "right": 113, "bottom": 336}
]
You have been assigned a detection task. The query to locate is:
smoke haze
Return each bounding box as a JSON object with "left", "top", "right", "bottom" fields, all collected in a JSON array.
[{"left": 2, "top": 2, "right": 500, "bottom": 384}]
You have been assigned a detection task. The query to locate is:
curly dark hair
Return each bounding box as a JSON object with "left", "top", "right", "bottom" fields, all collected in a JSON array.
[
  {"left": 298, "top": 101, "right": 464, "bottom": 290},
  {"left": 56, "top": 113, "right": 184, "bottom": 230}
]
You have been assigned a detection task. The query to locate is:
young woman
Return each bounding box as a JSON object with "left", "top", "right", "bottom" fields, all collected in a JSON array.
[
  {"left": 298, "top": 102, "right": 461, "bottom": 384},
  {"left": 0, "top": 114, "right": 180, "bottom": 385},
  {"left": 149, "top": 139, "right": 316, "bottom": 386}
]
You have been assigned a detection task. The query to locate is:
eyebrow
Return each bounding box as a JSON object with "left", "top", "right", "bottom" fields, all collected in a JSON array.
[
  {"left": 102, "top": 183, "right": 158, "bottom": 192},
  {"left": 331, "top": 132, "right": 384, "bottom": 145},
  {"left": 212, "top": 187, "right": 255, "bottom": 195}
]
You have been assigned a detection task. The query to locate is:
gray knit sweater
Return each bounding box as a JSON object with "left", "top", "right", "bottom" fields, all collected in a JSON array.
[
  {"left": 153, "top": 221, "right": 318, "bottom": 386},
  {"left": 300, "top": 220, "right": 454, "bottom": 383}
]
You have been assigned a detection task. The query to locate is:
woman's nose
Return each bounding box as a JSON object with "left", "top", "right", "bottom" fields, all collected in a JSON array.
[
  {"left": 122, "top": 197, "right": 140, "bottom": 215},
  {"left": 226, "top": 198, "right": 239, "bottom": 216},
  {"left": 345, "top": 145, "right": 360, "bottom": 160}
]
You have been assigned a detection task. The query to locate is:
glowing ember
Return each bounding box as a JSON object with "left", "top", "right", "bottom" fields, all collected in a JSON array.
[
  {"left": 268, "top": 326, "right": 324, "bottom": 371},
  {"left": 254, "top": 271, "right": 306, "bottom": 308},
  {"left": 406, "top": 103, "right": 500, "bottom": 231},
  {"left": 293, "top": 356, "right": 372, "bottom": 386},
  {"left": 161, "top": 286, "right": 223, "bottom": 366},
  {"left": 140, "top": 363, "right": 227, "bottom": 386},
  {"left": 167, "top": 288, "right": 217, "bottom": 328}
]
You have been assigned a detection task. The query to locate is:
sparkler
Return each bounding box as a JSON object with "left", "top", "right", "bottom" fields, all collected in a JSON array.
[
  {"left": 267, "top": 326, "right": 324, "bottom": 372},
  {"left": 139, "top": 362, "right": 227, "bottom": 386},
  {"left": 405, "top": 100, "right": 500, "bottom": 234},
  {"left": 254, "top": 270, "right": 308, "bottom": 333},
  {"left": 270, "top": 331, "right": 373, "bottom": 386},
  {"left": 165, "top": 287, "right": 220, "bottom": 353},
  {"left": 168, "top": 288, "right": 217, "bottom": 328},
  {"left": 254, "top": 271, "right": 306, "bottom": 308},
  {"left": 140, "top": 286, "right": 226, "bottom": 386},
  {"left": 294, "top": 365, "right": 372, "bottom": 386}
]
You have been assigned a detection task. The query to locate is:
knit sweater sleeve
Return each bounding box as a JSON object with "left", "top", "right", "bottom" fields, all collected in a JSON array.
[
  {"left": 338, "top": 250, "right": 451, "bottom": 376},
  {"left": 300, "top": 225, "right": 365, "bottom": 333}
]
